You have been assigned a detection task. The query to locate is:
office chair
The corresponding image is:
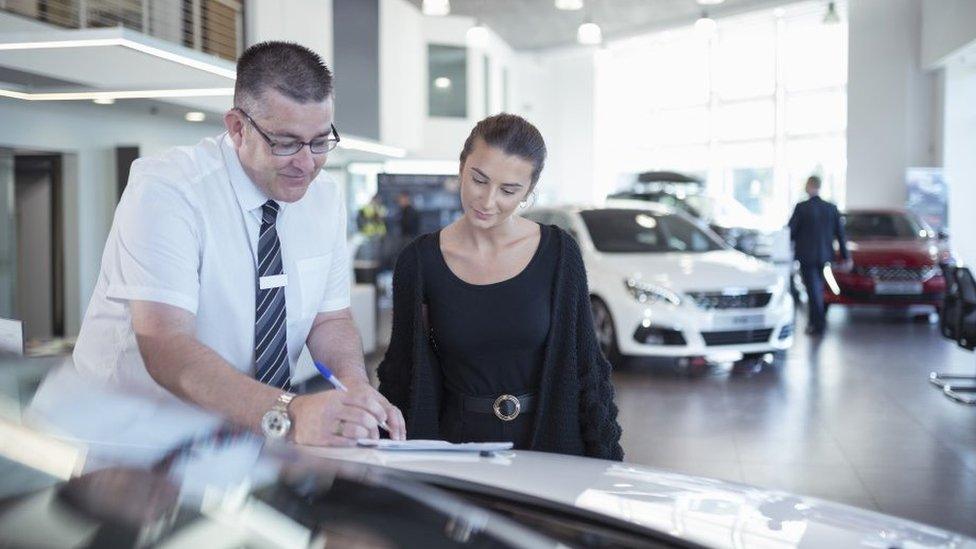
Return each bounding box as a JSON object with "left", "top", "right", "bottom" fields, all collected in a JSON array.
[
  {"left": 938, "top": 263, "right": 960, "bottom": 341},
  {"left": 939, "top": 267, "right": 976, "bottom": 405},
  {"left": 930, "top": 265, "right": 965, "bottom": 389},
  {"left": 956, "top": 267, "right": 976, "bottom": 350}
]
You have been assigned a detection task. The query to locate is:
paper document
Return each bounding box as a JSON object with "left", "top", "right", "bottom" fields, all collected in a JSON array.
[{"left": 356, "top": 439, "right": 513, "bottom": 452}]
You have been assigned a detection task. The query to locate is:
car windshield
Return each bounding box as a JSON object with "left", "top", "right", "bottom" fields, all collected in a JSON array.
[
  {"left": 843, "top": 212, "right": 928, "bottom": 240},
  {"left": 580, "top": 209, "right": 725, "bottom": 253}
]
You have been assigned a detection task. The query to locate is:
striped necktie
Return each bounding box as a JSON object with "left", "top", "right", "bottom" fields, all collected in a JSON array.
[{"left": 254, "top": 200, "right": 290, "bottom": 390}]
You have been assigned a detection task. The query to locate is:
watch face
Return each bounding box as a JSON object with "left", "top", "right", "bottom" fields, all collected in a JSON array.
[{"left": 261, "top": 410, "right": 291, "bottom": 439}]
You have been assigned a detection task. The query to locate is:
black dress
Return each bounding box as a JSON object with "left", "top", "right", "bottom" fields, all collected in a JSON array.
[
  {"left": 377, "top": 227, "right": 623, "bottom": 460},
  {"left": 419, "top": 224, "right": 558, "bottom": 448}
]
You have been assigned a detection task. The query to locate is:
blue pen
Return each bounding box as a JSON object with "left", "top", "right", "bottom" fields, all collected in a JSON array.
[{"left": 313, "top": 361, "right": 390, "bottom": 432}]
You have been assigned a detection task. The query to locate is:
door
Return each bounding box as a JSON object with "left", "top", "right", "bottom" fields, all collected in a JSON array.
[{"left": 14, "top": 155, "right": 64, "bottom": 340}]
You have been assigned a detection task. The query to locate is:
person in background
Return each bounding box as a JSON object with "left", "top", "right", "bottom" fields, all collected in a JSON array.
[
  {"left": 788, "top": 175, "right": 851, "bottom": 336},
  {"left": 377, "top": 113, "right": 623, "bottom": 460},
  {"left": 356, "top": 194, "right": 388, "bottom": 273},
  {"left": 28, "top": 41, "right": 405, "bottom": 467},
  {"left": 357, "top": 194, "right": 388, "bottom": 239},
  {"left": 397, "top": 191, "right": 420, "bottom": 240}
]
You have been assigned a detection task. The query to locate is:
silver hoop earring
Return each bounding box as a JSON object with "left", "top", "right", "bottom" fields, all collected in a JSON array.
[{"left": 519, "top": 201, "right": 528, "bottom": 209}]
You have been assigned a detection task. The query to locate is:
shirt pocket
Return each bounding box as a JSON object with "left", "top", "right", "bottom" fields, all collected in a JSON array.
[{"left": 296, "top": 254, "right": 331, "bottom": 319}]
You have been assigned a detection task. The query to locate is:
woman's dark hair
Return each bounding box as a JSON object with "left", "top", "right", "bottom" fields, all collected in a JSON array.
[{"left": 459, "top": 114, "right": 547, "bottom": 190}]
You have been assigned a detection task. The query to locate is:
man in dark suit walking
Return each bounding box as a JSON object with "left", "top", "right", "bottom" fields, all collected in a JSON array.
[{"left": 788, "top": 176, "right": 850, "bottom": 336}]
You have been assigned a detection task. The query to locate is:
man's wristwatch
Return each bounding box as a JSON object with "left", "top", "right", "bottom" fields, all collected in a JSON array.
[{"left": 261, "top": 392, "right": 296, "bottom": 440}]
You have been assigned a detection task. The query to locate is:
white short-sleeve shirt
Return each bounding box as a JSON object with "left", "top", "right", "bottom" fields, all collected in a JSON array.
[{"left": 28, "top": 134, "right": 350, "bottom": 465}]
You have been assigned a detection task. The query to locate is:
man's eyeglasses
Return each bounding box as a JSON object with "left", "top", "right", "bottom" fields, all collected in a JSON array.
[{"left": 236, "top": 108, "right": 340, "bottom": 156}]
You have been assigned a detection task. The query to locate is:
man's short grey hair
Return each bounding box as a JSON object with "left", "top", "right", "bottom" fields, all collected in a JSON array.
[
  {"left": 234, "top": 41, "right": 334, "bottom": 115},
  {"left": 806, "top": 175, "right": 823, "bottom": 190}
]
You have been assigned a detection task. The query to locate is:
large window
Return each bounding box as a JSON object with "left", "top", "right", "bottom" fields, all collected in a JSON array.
[
  {"left": 428, "top": 44, "right": 468, "bottom": 118},
  {"left": 595, "top": 1, "right": 848, "bottom": 224}
]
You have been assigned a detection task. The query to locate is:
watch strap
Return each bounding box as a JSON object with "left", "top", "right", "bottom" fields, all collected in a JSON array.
[{"left": 273, "top": 392, "right": 295, "bottom": 413}]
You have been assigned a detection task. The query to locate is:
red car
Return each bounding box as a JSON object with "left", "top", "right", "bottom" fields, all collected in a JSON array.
[{"left": 825, "top": 209, "right": 952, "bottom": 311}]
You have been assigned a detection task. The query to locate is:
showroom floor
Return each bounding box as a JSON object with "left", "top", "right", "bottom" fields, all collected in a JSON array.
[
  {"left": 371, "top": 306, "right": 976, "bottom": 536},
  {"left": 612, "top": 307, "right": 976, "bottom": 536}
]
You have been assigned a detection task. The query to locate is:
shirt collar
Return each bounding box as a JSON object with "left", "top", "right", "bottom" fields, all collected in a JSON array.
[{"left": 221, "top": 133, "right": 282, "bottom": 216}]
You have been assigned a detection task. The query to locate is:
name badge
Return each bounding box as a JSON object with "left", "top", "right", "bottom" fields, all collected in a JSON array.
[{"left": 259, "top": 274, "right": 288, "bottom": 290}]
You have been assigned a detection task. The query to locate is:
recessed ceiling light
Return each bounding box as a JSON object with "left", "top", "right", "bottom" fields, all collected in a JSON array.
[
  {"left": 92, "top": 98, "right": 115, "bottom": 105},
  {"left": 695, "top": 12, "right": 717, "bottom": 35},
  {"left": 697, "top": 0, "right": 725, "bottom": 5},
  {"left": 185, "top": 111, "right": 206, "bottom": 122},
  {"left": 422, "top": 0, "right": 450, "bottom": 16},
  {"left": 577, "top": 21, "right": 602, "bottom": 45},
  {"left": 555, "top": 0, "right": 584, "bottom": 10},
  {"left": 466, "top": 23, "right": 490, "bottom": 49},
  {"left": 434, "top": 76, "right": 452, "bottom": 89}
]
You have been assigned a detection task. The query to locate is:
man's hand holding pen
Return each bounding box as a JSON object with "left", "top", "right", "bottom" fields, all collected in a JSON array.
[{"left": 289, "top": 385, "right": 406, "bottom": 446}]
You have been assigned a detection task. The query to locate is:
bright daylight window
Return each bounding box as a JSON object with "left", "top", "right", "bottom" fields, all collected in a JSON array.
[{"left": 595, "top": 1, "right": 848, "bottom": 224}]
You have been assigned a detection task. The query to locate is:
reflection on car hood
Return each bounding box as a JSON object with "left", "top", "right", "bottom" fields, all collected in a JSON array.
[
  {"left": 308, "top": 448, "right": 975, "bottom": 549},
  {"left": 591, "top": 250, "right": 781, "bottom": 292}
]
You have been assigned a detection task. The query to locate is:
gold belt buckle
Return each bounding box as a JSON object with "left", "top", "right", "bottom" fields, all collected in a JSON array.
[{"left": 493, "top": 394, "right": 521, "bottom": 421}]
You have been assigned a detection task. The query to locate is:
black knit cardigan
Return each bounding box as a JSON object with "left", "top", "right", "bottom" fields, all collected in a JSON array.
[{"left": 377, "top": 227, "right": 624, "bottom": 460}]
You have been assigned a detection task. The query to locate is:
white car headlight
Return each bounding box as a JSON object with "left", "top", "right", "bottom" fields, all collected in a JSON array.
[{"left": 624, "top": 279, "right": 682, "bottom": 306}]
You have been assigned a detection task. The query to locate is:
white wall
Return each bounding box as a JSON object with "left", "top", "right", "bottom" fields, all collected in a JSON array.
[
  {"left": 0, "top": 99, "right": 222, "bottom": 335},
  {"left": 846, "top": 0, "right": 938, "bottom": 209},
  {"left": 513, "top": 47, "right": 598, "bottom": 206},
  {"left": 418, "top": 14, "right": 518, "bottom": 159},
  {"left": 245, "top": 0, "right": 334, "bottom": 64},
  {"left": 379, "top": 0, "right": 425, "bottom": 151},
  {"left": 943, "top": 60, "right": 976, "bottom": 266},
  {"left": 921, "top": 0, "right": 976, "bottom": 68}
]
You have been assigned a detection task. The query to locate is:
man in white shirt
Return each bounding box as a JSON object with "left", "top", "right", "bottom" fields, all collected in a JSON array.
[{"left": 29, "top": 42, "right": 405, "bottom": 465}]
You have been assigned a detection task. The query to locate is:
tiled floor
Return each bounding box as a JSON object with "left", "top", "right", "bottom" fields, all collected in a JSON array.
[
  {"left": 609, "top": 307, "right": 976, "bottom": 536},
  {"left": 368, "top": 304, "right": 976, "bottom": 535}
]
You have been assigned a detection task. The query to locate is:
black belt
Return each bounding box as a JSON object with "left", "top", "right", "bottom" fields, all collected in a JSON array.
[{"left": 446, "top": 392, "right": 537, "bottom": 421}]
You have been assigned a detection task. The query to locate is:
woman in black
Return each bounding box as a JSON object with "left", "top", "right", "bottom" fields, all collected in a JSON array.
[{"left": 378, "top": 114, "right": 623, "bottom": 460}]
